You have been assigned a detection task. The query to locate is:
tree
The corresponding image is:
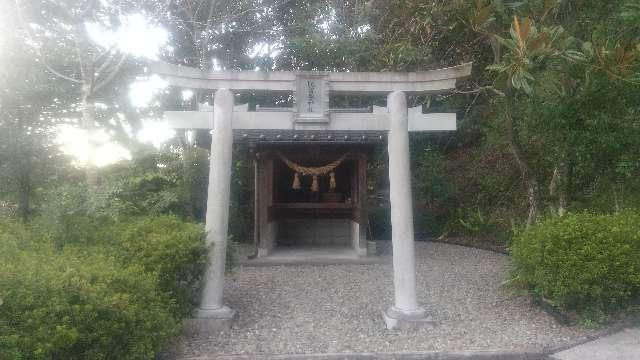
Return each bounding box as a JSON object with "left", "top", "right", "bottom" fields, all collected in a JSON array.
[
  {"left": 370, "top": 0, "right": 640, "bottom": 229},
  {"left": 0, "top": 7, "right": 77, "bottom": 220},
  {"left": 14, "top": 0, "right": 167, "bottom": 185},
  {"left": 484, "top": 2, "right": 640, "bottom": 223}
]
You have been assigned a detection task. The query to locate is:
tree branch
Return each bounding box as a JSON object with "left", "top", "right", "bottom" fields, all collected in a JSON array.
[
  {"left": 92, "top": 53, "right": 128, "bottom": 94},
  {"left": 73, "top": 32, "right": 88, "bottom": 80},
  {"left": 95, "top": 50, "right": 118, "bottom": 75},
  {"left": 504, "top": 104, "right": 532, "bottom": 177},
  {"left": 453, "top": 86, "right": 506, "bottom": 97},
  {"left": 94, "top": 43, "right": 117, "bottom": 65},
  {"left": 15, "top": 0, "right": 83, "bottom": 84},
  {"left": 39, "top": 58, "right": 83, "bottom": 84}
]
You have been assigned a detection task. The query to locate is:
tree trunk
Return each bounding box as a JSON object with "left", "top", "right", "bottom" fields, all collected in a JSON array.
[
  {"left": 17, "top": 169, "right": 32, "bottom": 222},
  {"left": 525, "top": 180, "right": 539, "bottom": 227},
  {"left": 557, "top": 161, "right": 568, "bottom": 216},
  {"left": 549, "top": 163, "right": 568, "bottom": 216},
  {"left": 81, "top": 92, "right": 98, "bottom": 187},
  {"left": 558, "top": 188, "right": 567, "bottom": 217},
  {"left": 504, "top": 103, "right": 539, "bottom": 228},
  {"left": 81, "top": 94, "right": 99, "bottom": 187},
  {"left": 613, "top": 183, "right": 623, "bottom": 213}
]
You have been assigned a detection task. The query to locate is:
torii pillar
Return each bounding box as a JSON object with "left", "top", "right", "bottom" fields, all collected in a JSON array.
[
  {"left": 384, "top": 90, "right": 428, "bottom": 328},
  {"left": 197, "top": 89, "right": 236, "bottom": 321},
  {"left": 151, "top": 61, "right": 472, "bottom": 331}
]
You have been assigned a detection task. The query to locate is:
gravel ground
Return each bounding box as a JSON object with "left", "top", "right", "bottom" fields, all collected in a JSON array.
[{"left": 171, "top": 242, "right": 606, "bottom": 358}]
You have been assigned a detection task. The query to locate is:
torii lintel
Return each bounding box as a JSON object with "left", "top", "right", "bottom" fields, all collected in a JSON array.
[{"left": 148, "top": 61, "right": 472, "bottom": 94}]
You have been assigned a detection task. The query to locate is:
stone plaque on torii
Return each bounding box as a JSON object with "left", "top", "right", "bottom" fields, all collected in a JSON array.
[{"left": 150, "top": 61, "right": 472, "bottom": 330}]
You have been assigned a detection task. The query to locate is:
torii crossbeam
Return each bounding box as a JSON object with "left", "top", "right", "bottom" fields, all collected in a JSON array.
[{"left": 150, "top": 61, "right": 472, "bottom": 331}]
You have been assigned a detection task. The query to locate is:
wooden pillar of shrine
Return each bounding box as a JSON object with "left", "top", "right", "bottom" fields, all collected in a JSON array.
[
  {"left": 350, "top": 152, "right": 368, "bottom": 255},
  {"left": 256, "top": 152, "right": 277, "bottom": 257}
]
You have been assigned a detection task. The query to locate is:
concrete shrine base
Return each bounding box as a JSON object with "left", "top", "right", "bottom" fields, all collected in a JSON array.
[
  {"left": 183, "top": 306, "right": 238, "bottom": 338},
  {"left": 242, "top": 246, "right": 384, "bottom": 266}
]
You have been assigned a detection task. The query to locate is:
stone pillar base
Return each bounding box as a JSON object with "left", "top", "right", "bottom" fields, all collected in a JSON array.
[
  {"left": 383, "top": 306, "right": 435, "bottom": 330},
  {"left": 183, "top": 306, "right": 237, "bottom": 338}
]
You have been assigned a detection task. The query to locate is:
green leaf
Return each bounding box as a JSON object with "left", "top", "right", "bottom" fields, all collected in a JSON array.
[
  {"left": 565, "top": 50, "right": 588, "bottom": 62},
  {"left": 487, "top": 63, "right": 508, "bottom": 72},
  {"left": 582, "top": 42, "right": 595, "bottom": 57}
]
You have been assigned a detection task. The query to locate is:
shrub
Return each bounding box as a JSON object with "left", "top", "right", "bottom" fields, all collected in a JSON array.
[
  {"left": 413, "top": 148, "right": 457, "bottom": 237},
  {"left": 510, "top": 211, "right": 640, "bottom": 321},
  {"left": 32, "top": 184, "right": 114, "bottom": 248},
  {"left": 35, "top": 191, "right": 207, "bottom": 317},
  {"left": 0, "top": 242, "right": 179, "bottom": 360},
  {"left": 444, "top": 208, "right": 502, "bottom": 238},
  {"left": 112, "top": 216, "right": 207, "bottom": 317},
  {"left": 0, "top": 215, "right": 208, "bottom": 359},
  {"left": 0, "top": 219, "right": 37, "bottom": 249}
]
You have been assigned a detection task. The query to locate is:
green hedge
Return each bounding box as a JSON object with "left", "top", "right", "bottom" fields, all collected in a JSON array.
[
  {"left": 112, "top": 216, "right": 207, "bottom": 317},
  {"left": 510, "top": 211, "right": 640, "bottom": 321},
  {"left": 0, "top": 216, "right": 206, "bottom": 360}
]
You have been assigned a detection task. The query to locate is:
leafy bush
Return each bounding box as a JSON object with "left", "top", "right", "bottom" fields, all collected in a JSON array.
[
  {"left": 33, "top": 184, "right": 113, "bottom": 248},
  {"left": 413, "top": 148, "right": 457, "bottom": 237},
  {"left": 94, "top": 149, "right": 193, "bottom": 220},
  {"left": 112, "top": 216, "right": 207, "bottom": 317},
  {"left": 0, "top": 215, "right": 207, "bottom": 359},
  {"left": 33, "top": 183, "right": 208, "bottom": 317},
  {"left": 510, "top": 211, "right": 640, "bottom": 321},
  {"left": 0, "top": 237, "right": 179, "bottom": 360},
  {"left": 443, "top": 208, "right": 505, "bottom": 239},
  {"left": 0, "top": 219, "right": 37, "bottom": 248}
]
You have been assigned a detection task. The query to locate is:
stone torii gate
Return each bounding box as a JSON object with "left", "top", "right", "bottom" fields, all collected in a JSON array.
[{"left": 150, "top": 61, "right": 472, "bottom": 330}]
